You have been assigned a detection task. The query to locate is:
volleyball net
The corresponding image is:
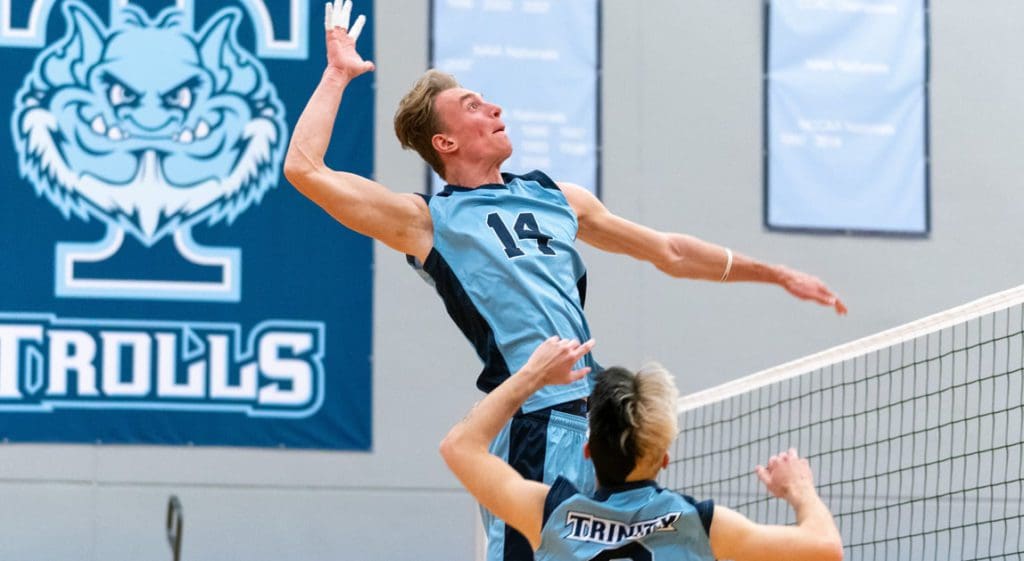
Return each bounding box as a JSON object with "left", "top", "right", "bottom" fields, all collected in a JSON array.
[{"left": 665, "top": 285, "right": 1024, "bottom": 560}]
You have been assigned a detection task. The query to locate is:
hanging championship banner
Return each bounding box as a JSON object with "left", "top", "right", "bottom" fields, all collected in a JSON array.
[
  {"left": 765, "top": 0, "right": 929, "bottom": 234},
  {"left": 0, "top": 0, "right": 373, "bottom": 449},
  {"left": 431, "top": 0, "right": 601, "bottom": 195}
]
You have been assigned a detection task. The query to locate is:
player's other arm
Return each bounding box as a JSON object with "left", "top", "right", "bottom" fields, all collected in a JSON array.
[
  {"left": 708, "top": 449, "right": 843, "bottom": 561},
  {"left": 559, "top": 182, "right": 847, "bottom": 315},
  {"left": 284, "top": 2, "right": 432, "bottom": 260},
  {"left": 439, "top": 337, "right": 596, "bottom": 550}
]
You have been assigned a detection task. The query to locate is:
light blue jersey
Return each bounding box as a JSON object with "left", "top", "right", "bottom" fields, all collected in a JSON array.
[
  {"left": 413, "top": 170, "right": 598, "bottom": 413},
  {"left": 538, "top": 478, "right": 715, "bottom": 561}
]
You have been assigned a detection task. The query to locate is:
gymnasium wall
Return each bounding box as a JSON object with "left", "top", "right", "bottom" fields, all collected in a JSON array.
[{"left": 1, "top": 2, "right": 1021, "bottom": 560}]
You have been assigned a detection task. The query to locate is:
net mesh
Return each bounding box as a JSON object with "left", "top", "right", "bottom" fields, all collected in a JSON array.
[{"left": 664, "top": 287, "right": 1024, "bottom": 560}]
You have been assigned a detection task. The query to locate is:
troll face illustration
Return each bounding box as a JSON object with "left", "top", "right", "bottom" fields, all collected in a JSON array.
[{"left": 11, "top": 1, "right": 287, "bottom": 245}]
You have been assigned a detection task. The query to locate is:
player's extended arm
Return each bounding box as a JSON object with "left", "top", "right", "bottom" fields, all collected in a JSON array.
[
  {"left": 708, "top": 449, "right": 844, "bottom": 561},
  {"left": 559, "top": 182, "right": 847, "bottom": 315},
  {"left": 283, "top": 1, "right": 431, "bottom": 260},
  {"left": 439, "top": 337, "right": 596, "bottom": 550}
]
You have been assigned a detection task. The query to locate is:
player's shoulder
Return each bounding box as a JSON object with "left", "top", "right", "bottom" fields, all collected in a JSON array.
[{"left": 670, "top": 490, "right": 715, "bottom": 537}]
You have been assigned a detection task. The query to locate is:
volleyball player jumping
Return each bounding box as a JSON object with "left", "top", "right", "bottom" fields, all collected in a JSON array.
[{"left": 284, "top": 3, "right": 846, "bottom": 559}]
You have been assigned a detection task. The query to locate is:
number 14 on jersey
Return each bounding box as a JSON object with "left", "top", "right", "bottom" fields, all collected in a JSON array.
[{"left": 486, "top": 212, "right": 557, "bottom": 259}]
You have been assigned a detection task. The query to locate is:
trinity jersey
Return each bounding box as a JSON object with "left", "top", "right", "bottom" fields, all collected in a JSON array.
[
  {"left": 413, "top": 170, "right": 597, "bottom": 413},
  {"left": 538, "top": 477, "right": 715, "bottom": 561}
]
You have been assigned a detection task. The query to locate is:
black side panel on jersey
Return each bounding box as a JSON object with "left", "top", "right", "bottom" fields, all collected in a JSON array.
[
  {"left": 543, "top": 476, "right": 580, "bottom": 526},
  {"left": 422, "top": 249, "right": 512, "bottom": 392},
  {"left": 576, "top": 272, "right": 587, "bottom": 308},
  {"left": 681, "top": 495, "right": 715, "bottom": 536}
]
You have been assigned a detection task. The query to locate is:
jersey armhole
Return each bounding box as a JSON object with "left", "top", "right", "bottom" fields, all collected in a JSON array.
[
  {"left": 543, "top": 476, "right": 579, "bottom": 527},
  {"left": 405, "top": 192, "right": 435, "bottom": 282},
  {"left": 682, "top": 495, "right": 715, "bottom": 537}
]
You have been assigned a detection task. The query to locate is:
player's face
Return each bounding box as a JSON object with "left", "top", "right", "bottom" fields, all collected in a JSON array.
[{"left": 434, "top": 88, "right": 512, "bottom": 165}]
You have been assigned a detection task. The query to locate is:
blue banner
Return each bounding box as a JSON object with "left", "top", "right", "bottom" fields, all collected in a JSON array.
[
  {"left": 431, "top": 0, "right": 600, "bottom": 194},
  {"left": 766, "top": 0, "right": 928, "bottom": 234},
  {"left": 0, "top": 0, "right": 373, "bottom": 449}
]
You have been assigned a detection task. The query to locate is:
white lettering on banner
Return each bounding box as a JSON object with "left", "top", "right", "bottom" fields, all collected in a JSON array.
[
  {"left": 469, "top": 44, "right": 560, "bottom": 61},
  {"left": 845, "top": 122, "right": 895, "bottom": 136},
  {"left": 504, "top": 46, "right": 559, "bottom": 61},
  {"left": 47, "top": 329, "right": 99, "bottom": 396},
  {"left": 521, "top": 125, "right": 550, "bottom": 138},
  {"left": 814, "top": 135, "right": 843, "bottom": 149},
  {"left": 522, "top": 1, "right": 551, "bottom": 14},
  {"left": 0, "top": 313, "right": 325, "bottom": 419},
  {"left": 806, "top": 58, "right": 890, "bottom": 75},
  {"left": 780, "top": 133, "right": 807, "bottom": 146},
  {"left": 792, "top": 120, "right": 896, "bottom": 140},
  {"left": 482, "top": 0, "right": 513, "bottom": 12},
  {"left": 798, "top": 119, "right": 843, "bottom": 133},
  {"left": 472, "top": 44, "right": 504, "bottom": 57},
  {"left": 0, "top": 325, "right": 42, "bottom": 397},
  {"left": 559, "top": 142, "right": 588, "bottom": 156},
  {"left": 559, "top": 127, "right": 586, "bottom": 140},
  {"left": 797, "top": 0, "right": 898, "bottom": 16}
]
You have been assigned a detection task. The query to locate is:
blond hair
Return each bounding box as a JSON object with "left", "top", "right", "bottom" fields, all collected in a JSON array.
[
  {"left": 588, "top": 364, "right": 679, "bottom": 484},
  {"left": 393, "top": 69, "right": 460, "bottom": 177},
  {"left": 630, "top": 363, "right": 680, "bottom": 473}
]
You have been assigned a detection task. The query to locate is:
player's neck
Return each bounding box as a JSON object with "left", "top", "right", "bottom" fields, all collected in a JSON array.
[{"left": 443, "top": 160, "right": 503, "bottom": 188}]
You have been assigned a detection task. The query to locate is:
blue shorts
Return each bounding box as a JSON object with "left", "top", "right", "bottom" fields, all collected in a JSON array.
[{"left": 481, "top": 399, "right": 596, "bottom": 561}]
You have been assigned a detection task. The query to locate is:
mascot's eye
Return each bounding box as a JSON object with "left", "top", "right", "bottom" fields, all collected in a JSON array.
[
  {"left": 163, "top": 86, "right": 193, "bottom": 110},
  {"left": 108, "top": 82, "right": 139, "bottom": 108}
]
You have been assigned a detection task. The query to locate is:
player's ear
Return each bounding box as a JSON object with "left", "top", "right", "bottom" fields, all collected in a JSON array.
[
  {"left": 583, "top": 441, "right": 591, "bottom": 459},
  {"left": 432, "top": 132, "right": 457, "bottom": 154},
  {"left": 661, "top": 452, "right": 669, "bottom": 470}
]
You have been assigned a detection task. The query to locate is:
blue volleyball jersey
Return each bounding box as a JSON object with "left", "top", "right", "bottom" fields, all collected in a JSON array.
[
  {"left": 413, "top": 170, "right": 597, "bottom": 413},
  {"left": 538, "top": 477, "right": 716, "bottom": 561}
]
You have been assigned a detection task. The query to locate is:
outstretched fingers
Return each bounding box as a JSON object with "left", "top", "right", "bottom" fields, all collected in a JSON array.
[
  {"left": 569, "top": 366, "right": 592, "bottom": 382},
  {"left": 571, "top": 338, "right": 596, "bottom": 360},
  {"left": 340, "top": 0, "right": 353, "bottom": 30},
  {"left": 325, "top": 1, "right": 360, "bottom": 36},
  {"left": 349, "top": 14, "right": 366, "bottom": 41}
]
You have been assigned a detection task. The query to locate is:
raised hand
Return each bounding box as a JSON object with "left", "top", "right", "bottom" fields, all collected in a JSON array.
[
  {"left": 755, "top": 448, "right": 816, "bottom": 502},
  {"left": 522, "top": 336, "right": 596, "bottom": 387},
  {"left": 777, "top": 265, "right": 848, "bottom": 315},
  {"left": 323, "top": 1, "right": 374, "bottom": 80}
]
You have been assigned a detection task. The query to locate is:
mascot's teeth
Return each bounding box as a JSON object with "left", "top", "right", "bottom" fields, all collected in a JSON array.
[
  {"left": 91, "top": 116, "right": 107, "bottom": 135},
  {"left": 178, "top": 129, "right": 194, "bottom": 144},
  {"left": 107, "top": 126, "right": 124, "bottom": 141},
  {"left": 195, "top": 120, "right": 210, "bottom": 139}
]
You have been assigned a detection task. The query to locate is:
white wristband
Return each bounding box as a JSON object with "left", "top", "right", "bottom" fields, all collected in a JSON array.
[{"left": 720, "top": 248, "right": 733, "bottom": 282}]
